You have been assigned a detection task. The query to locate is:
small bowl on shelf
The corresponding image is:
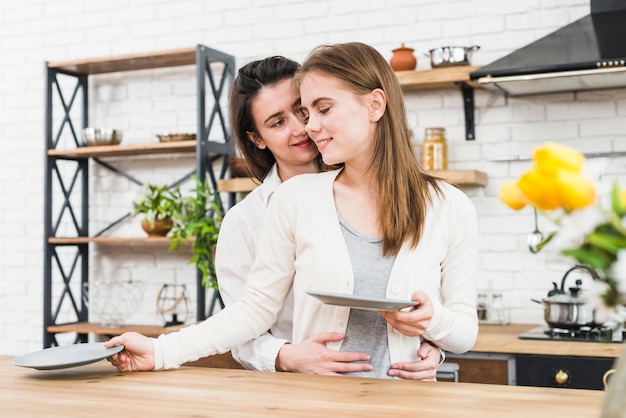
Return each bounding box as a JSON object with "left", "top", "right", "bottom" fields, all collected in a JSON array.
[
  {"left": 156, "top": 133, "right": 196, "bottom": 142},
  {"left": 82, "top": 127, "right": 123, "bottom": 147}
]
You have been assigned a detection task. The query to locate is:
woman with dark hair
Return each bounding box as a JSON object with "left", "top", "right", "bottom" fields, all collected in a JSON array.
[
  {"left": 106, "top": 43, "right": 477, "bottom": 379},
  {"left": 217, "top": 56, "right": 367, "bottom": 375}
]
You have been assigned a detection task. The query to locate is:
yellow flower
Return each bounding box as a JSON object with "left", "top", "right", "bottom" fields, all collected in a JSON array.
[
  {"left": 557, "top": 170, "right": 596, "bottom": 211},
  {"left": 533, "top": 142, "right": 585, "bottom": 175},
  {"left": 498, "top": 142, "right": 596, "bottom": 213},
  {"left": 517, "top": 167, "right": 562, "bottom": 211},
  {"left": 498, "top": 181, "right": 529, "bottom": 210}
]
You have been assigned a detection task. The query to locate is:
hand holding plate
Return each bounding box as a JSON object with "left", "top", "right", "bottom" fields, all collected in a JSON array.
[
  {"left": 104, "top": 332, "right": 155, "bottom": 372},
  {"left": 377, "top": 290, "right": 432, "bottom": 337}
]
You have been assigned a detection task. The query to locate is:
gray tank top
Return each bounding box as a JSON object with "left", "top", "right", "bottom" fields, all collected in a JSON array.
[{"left": 337, "top": 211, "right": 396, "bottom": 378}]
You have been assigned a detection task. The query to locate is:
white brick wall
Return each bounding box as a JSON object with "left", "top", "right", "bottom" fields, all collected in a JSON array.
[{"left": 0, "top": 0, "right": 618, "bottom": 355}]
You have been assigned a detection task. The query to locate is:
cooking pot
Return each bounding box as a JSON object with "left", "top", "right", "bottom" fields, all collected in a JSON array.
[
  {"left": 533, "top": 265, "right": 598, "bottom": 329},
  {"left": 426, "top": 45, "right": 480, "bottom": 68}
]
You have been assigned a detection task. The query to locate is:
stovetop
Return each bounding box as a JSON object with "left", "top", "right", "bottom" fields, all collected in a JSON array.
[{"left": 519, "top": 325, "right": 624, "bottom": 343}]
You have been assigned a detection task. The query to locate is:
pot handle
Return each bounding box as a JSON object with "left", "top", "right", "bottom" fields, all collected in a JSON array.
[
  {"left": 560, "top": 265, "right": 600, "bottom": 293},
  {"left": 467, "top": 45, "right": 481, "bottom": 51}
]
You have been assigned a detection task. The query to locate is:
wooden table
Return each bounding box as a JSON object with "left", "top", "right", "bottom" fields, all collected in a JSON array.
[{"left": 0, "top": 355, "right": 606, "bottom": 417}]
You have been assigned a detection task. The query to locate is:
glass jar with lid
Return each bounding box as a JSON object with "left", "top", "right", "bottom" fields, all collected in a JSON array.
[
  {"left": 491, "top": 293, "right": 509, "bottom": 325},
  {"left": 421, "top": 127, "right": 447, "bottom": 170}
]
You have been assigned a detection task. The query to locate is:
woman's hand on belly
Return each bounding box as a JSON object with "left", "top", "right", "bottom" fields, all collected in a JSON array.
[
  {"left": 276, "top": 332, "right": 373, "bottom": 375},
  {"left": 387, "top": 340, "right": 441, "bottom": 381}
]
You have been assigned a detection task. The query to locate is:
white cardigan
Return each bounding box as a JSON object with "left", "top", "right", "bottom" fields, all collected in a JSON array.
[
  {"left": 215, "top": 165, "right": 293, "bottom": 371},
  {"left": 153, "top": 169, "right": 479, "bottom": 369}
]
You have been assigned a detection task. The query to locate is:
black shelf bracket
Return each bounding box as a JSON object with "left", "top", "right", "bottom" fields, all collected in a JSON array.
[{"left": 456, "top": 82, "right": 476, "bottom": 140}]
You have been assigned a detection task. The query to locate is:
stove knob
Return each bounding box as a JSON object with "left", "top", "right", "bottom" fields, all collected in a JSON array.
[{"left": 554, "top": 369, "right": 570, "bottom": 385}]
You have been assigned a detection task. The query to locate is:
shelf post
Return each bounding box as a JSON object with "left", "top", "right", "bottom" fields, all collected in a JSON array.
[
  {"left": 195, "top": 44, "right": 236, "bottom": 321},
  {"left": 457, "top": 82, "right": 476, "bottom": 140},
  {"left": 44, "top": 64, "right": 90, "bottom": 347}
]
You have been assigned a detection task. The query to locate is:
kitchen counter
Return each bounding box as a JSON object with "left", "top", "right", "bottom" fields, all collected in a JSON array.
[
  {"left": 0, "top": 355, "right": 605, "bottom": 417},
  {"left": 474, "top": 324, "right": 623, "bottom": 358}
]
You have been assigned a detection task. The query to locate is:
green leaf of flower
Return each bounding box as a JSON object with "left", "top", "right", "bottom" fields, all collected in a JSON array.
[
  {"left": 562, "top": 246, "right": 613, "bottom": 270},
  {"left": 587, "top": 232, "right": 626, "bottom": 255}
]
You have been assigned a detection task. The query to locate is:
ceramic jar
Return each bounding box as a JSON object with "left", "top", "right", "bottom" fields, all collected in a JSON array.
[{"left": 390, "top": 43, "right": 417, "bottom": 71}]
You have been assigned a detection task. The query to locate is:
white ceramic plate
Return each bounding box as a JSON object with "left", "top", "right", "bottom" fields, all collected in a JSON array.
[
  {"left": 13, "top": 343, "right": 124, "bottom": 370},
  {"left": 307, "top": 290, "right": 419, "bottom": 311}
]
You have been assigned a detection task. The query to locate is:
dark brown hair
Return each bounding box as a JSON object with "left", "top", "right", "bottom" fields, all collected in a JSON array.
[{"left": 295, "top": 42, "right": 442, "bottom": 255}]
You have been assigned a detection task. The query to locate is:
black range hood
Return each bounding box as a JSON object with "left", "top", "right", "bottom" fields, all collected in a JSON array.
[{"left": 470, "top": 0, "right": 626, "bottom": 96}]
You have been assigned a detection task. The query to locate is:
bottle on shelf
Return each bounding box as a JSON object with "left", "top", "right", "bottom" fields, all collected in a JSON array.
[
  {"left": 421, "top": 127, "right": 448, "bottom": 170},
  {"left": 491, "top": 293, "right": 509, "bottom": 325},
  {"left": 476, "top": 292, "right": 489, "bottom": 321}
]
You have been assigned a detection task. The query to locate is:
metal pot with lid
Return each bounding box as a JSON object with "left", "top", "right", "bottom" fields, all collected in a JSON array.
[
  {"left": 425, "top": 45, "right": 480, "bottom": 68},
  {"left": 534, "top": 265, "right": 599, "bottom": 329}
]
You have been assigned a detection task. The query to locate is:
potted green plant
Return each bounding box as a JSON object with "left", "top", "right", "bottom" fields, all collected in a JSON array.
[
  {"left": 168, "top": 175, "right": 223, "bottom": 289},
  {"left": 134, "top": 184, "right": 181, "bottom": 236}
]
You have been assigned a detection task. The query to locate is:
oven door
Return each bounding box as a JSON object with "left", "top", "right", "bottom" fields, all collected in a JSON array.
[{"left": 516, "top": 354, "right": 615, "bottom": 390}]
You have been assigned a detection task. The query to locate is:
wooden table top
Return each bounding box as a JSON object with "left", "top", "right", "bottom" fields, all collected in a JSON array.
[
  {"left": 0, "top": 355, "right": 606, "bottom": 417},
  {"left": 474, "top": 324, "right": 625, "bottom": 358}
]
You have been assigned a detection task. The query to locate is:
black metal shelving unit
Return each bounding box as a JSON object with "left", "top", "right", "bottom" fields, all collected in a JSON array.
[{"left": 43, "top": 44, "right": 235, "bottom": 348}]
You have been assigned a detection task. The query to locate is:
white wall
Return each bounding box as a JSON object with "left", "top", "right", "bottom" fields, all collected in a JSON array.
[{"left": 3, "top": 0, "right": 623, "bottom": 355}]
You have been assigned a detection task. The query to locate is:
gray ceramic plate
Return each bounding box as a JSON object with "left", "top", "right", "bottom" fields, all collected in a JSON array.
[
  {"left": 307, "top": 290, "right": 419, "bottom": 311},
  {"left": 13, "top": 343, "right": 124, "bottom": 370}
]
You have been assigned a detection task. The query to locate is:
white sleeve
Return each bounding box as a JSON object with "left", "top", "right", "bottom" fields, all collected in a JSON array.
[
  {"left": 215, "top": 205, "right": 290, "bottom": 371},
  {"left": 151, "top": 191, "right": 296, "bottom": 370},
  {"left": 152, "top": 266, "right": 292, "bottom": 370},
  {"left": 422, "top": 187, "right": 480, "bottom": 353}
]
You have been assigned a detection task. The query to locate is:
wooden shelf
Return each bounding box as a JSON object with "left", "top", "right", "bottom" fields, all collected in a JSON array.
[
  {"left": 217, "top": 177, "right": 259, "bottom": 193},
  {"left": 430, "top": 169, "right": 488, "bottom": 187},
  {"left": 49, "top": 236, "right": 174, "bottom": 244},
  {"left": 47, "top": 47, "right": 197, "bottom": 75},
  {"left": 216, "top": 170, "right": 487, "bottom": 194},
  {"left": 395, "top": 66, "right": 481, "bottom": 91},
  {"left": 48, "top": 140, "right": 197, "bottom": 158},
  {"left": 47, "top": 322, "right": 186, "bottom": 338}
]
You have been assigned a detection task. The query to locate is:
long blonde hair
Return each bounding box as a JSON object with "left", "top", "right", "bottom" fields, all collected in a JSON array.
[{"left": 295, "top": 42, "right": 442, "bottom": 255}]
